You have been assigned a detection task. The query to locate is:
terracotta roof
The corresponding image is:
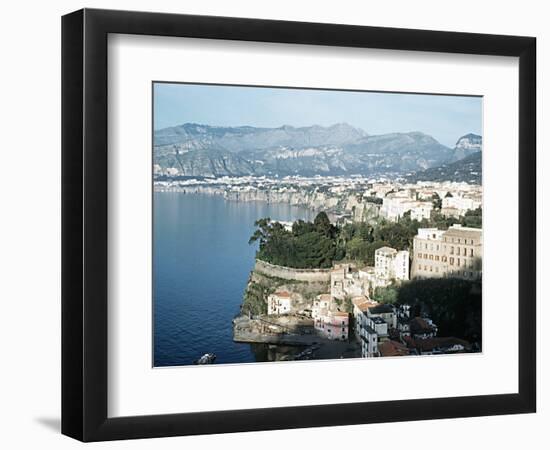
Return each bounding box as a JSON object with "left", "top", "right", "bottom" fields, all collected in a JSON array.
[
  {"left": 273, "top": 291, "right": 291, "bottom": 298},
  {"left": 409, "top": 317, "right": 436, "bottom": 334},
  {"left": 317, "top": 294, "right": 332, "bottom": 302},
  {"left": 379, "top": 340, "right": 409, "bottom": 357},
  {"left": 352, "top": 296, "right": 377, "bottom": 312}
]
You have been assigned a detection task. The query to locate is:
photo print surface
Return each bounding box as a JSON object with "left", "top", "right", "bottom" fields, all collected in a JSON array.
[{"left": 152, "top": 82, "right": 483, "bottom": 367}]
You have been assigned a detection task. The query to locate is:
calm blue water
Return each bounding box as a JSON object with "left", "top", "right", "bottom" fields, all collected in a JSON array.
[{"left": 153, "top": 192, "right": 314, "bottom": 367}]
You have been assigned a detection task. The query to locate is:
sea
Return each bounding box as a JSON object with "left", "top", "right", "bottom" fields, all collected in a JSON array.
[{"left": 153, "top": 192, "right": 315, "bottom": 367}]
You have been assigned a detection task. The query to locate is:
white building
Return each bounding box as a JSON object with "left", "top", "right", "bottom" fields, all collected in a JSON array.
[
  {"left": 380, "top": 194, "right": 433, "bottom": 222},
  {"left": 352, "top": 296, "right": 396, "bottom": 357},
  {"left": 442, "top": 195, "right": 481, "bottom": 215},
  {"left": 374, "top": 247, "right": 410, "bottom": 282},
  {"left": 267, "top": 291, "right": 293, "bottom": 315},
  {"left": 311, "top": 294, "right": 332, "bottom": 320},
  {"left": 411, "top": 225, "right": 482, "bottom": 280},
  {"left": 313, "top": 294, "right": 349, "bottom": 341},
  {"left": 410, "top": 202, "right": 433, "bottom": 221}
]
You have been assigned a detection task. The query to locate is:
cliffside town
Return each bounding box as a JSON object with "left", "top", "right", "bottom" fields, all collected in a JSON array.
[
  {"left": 233, "top": 220, "right": 482, "bottom": 360},
  {"left": 156, "top": 173, "right": 482, "bottom": 361}
]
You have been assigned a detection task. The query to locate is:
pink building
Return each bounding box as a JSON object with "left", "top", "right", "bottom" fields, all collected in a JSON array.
[{"left": 314, "top": 310, "right": 349, "bottom": 341}]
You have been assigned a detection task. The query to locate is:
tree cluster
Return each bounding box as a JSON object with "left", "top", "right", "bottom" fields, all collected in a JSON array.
[{"left": 249, "top": 207, "right": 482, "bottom": 269}]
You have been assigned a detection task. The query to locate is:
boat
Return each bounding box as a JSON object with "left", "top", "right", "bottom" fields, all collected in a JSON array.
[{"left": 194, "top": 353, "right": 216, "bottom": 365}]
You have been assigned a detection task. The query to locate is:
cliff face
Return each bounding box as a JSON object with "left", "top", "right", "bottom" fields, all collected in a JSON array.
[
  {"left": 155, "top": 183, "right": 381, "bottom": 222},
  {"left": 223, "top": 189, "right": 341, "bottom": 211},
  {"left": 240, "top": 262, "right": 330, "bottom": 316}
]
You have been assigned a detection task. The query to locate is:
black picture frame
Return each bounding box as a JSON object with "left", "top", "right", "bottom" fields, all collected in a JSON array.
[{"left": 61, "top": 8, "right": 536, "bottom": 442}]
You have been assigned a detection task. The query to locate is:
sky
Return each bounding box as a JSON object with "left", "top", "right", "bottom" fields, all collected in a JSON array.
[{"left": 153, "top": 82, "right": 482, "bottom": 148}]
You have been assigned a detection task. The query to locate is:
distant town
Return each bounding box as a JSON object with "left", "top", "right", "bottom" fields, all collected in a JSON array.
[{"left": 154, "top": 175, "right": 482, "bottom": 224}]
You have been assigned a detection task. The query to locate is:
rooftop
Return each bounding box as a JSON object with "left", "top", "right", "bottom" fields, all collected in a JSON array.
[
  {"left": 443, "top": 224, "right": 482, "bottom": 239},
  {"left": 379, "top": 340, "right": 409, "bottom": 357},
  {"left": 369, "top": 304, "right": 395, "bottom": 315},
  {"left": 352, "top": 296, "right": 377, "bottom": 312},
  {"left": 272, "top": 291, "right": 291, "bottom": 298},
  {"left": 409, "top": 317, "right": 436, "bottom": 334},
  {"left": 375, "top": 246, "right": 397, "bottom": 255}
]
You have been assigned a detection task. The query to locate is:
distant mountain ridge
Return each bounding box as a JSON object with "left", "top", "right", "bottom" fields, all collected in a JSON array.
[
  {"left": 154, "top": 123, "right": 482, "bottom": 179},
  {"left": 407, "top": 134, "right": 482, "bottom": 184}
]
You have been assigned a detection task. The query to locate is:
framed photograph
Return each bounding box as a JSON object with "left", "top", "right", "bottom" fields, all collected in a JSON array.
[{"left": 62, "top": 8, "right": 536, "bottom": 441}]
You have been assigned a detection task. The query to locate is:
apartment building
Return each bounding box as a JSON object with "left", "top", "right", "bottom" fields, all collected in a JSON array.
[
  {"left": 374, "top": 247, "right": 410, "bottom": 283},
  {"left": 411, "top": 225, "right": 482, "bottom": 279}
]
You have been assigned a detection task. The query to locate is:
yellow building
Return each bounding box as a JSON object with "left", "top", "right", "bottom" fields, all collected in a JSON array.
[{"left": 411, "top": 224, "right": 482, "bottom": 280}]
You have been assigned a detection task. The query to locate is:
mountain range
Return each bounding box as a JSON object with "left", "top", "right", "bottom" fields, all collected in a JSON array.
[{"left": 153, "top": 123, "right": 481, "bottom": 180}]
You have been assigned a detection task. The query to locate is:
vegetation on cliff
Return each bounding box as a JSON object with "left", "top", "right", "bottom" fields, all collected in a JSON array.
[
  {"left": 249, "top": 209, "right": 481, "bottom": 269},
  {"left": 240, "top": 271, "right": 328, "bottom": 316}
]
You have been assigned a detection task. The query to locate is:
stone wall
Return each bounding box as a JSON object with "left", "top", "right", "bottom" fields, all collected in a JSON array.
[{"left": 254, "top": 260, "right": 331, "bottom": 283}]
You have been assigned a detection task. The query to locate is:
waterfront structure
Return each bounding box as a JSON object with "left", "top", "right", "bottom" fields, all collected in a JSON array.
[
  {"left": 267, "top": 291, "right": 293, "bottom": 315},
  {"left": 411, "top": 224, "right": 482, "bottom": 280},
  {"left": 374, "top": 247, "right": 410, "bottom": 284}
]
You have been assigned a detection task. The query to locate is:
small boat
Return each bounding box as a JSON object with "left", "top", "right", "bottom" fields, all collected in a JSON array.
[{"left": 194, "top": 353, "right": 216, "bottom": 365}]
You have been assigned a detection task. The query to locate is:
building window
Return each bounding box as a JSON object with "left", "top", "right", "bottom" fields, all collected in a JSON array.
[
  {"left": 463, "top": 247, "right": 467, "bottom": 256},
  {"left": 450, "top": 247, "right": 454, "bottom": 255},
  {"left": 458, "top": 258, "right": 461, "bottom": 266},
  {"left": 450, "top": 257, "right": 454, "bottom": 265},
  {"left": 470, "top": 249, "right": 474, "bottom": 257}
]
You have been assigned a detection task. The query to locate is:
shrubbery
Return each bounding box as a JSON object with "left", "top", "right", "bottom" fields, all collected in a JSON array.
[{"left": 249, "top": 209, "right": 481, "bottom": 269}]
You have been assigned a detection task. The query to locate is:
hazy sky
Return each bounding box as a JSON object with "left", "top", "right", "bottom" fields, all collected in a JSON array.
[{"left": 153, "top": 82, "right": 482, "bottom": 148}]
